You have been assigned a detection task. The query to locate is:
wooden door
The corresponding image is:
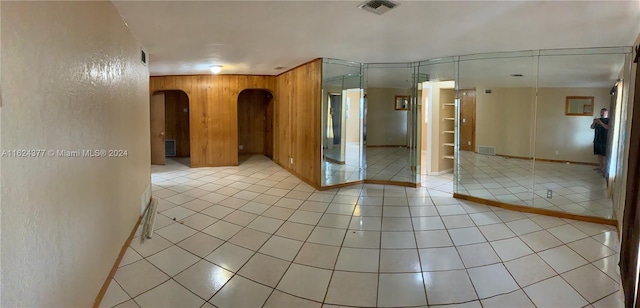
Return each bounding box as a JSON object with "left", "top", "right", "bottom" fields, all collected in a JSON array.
[
  {"left": 459, "top": 89, "right": 476, "bottom": 152},
  {"left": 150, "top": 92, "right": 166, "bottom": 165},
  {"left": 264, "top": 96, "right": 274, "bottom": 159}
]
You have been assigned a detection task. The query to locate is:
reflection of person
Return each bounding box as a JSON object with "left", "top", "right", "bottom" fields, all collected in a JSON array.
[{"left": 590, "top": 108, "right": 609, "bottom": 173}]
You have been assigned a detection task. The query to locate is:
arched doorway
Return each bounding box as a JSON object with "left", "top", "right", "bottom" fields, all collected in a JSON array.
[
  {"left": 150, "top": 90, "right": 191, "bottom": 166},
  {"left": 237, "top": 89, "right": 274, "bottom": 160}
]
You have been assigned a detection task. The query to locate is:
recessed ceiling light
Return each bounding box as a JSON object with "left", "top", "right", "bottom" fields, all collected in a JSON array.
[
  {"left": 510, "top": 74, "right": 524, "bottom": 77},
  {"left": 210, "top": 65, "right": 223, "bottom": 74}
]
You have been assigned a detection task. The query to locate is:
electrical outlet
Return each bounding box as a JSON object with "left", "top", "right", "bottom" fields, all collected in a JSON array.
[
  {"left": 290, "top": 157, "right": 294, "bottom": 164},
  {"left": 239, "top": 145, "right": 244, "bottom": 150},
  {"left": 547, "top": 190, "right": 553, "bottom": 198}
]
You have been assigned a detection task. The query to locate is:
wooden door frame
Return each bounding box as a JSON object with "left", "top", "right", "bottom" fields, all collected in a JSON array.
[
  {"left": 150, "top": 90, "right": 192, "bottom": 166},
  {"left": 237, "top": 88, "right": 275, "bottom": 160},
  {"left": 264, "top": 93, "right": 274, "bottom": 159},
  {"left": 620, "top": 45, "right": 639, "bottom": 308},
  {"left": 459, "top": 88, "right": 476, "bottom": 151}
]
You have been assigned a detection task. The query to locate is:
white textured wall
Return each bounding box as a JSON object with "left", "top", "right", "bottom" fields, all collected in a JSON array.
[{"left": 1, "top": 2, "right": 150, "bottom": 306}]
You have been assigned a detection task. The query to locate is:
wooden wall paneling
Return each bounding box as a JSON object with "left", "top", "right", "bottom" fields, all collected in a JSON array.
[
  {"left": 176, "top": 91, "right": 190, "bottom": 156},
  {"left": 237, "top": 90, "right": 267, "bottom": 154},
  {"left": 228, "top": 76, "right": 238, "bottom": 165},
  {"left": 149, "top": 74, "right": 288, "bottom": 170},
  {"left": 165, "top": 91, "right": 177, "bottom": 141}
]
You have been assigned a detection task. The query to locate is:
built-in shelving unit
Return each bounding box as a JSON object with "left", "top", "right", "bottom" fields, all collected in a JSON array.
[{"left": 440, "top": 89, "right": 455, "bottom": 170}]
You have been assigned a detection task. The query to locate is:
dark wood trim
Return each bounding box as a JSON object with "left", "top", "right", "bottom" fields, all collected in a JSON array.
[
  {"left": 317, "top": 179, "right": 421, "bottom": 191},
  {"left": 365, "top": 180, "right": 420, "bottom": 188},
  {"left": 620, "top": 50, "right": 639, "bottom": 307},
  {"left": 453, "top": 193, "right": 617, "bottom": 226},
  {"left": 151, "top": 73, "right": 277, "bottom": 78},
  {"left": 534, "top": 157, "right": 600, "bottom": 166},
  {"left": 493, "top": 153, "right": 599, "bottom": 166},
  {"left": 277, "top": 58, "right": 323, "bottom": 77},
  {"left": 93, "top": 214, "right": 143, "bottom": 308},
  {"left": 493, "top": 154, "right": 533, "bottom": 160},
  {"left": 275, "top": 161, "right": 323, "bottom": 190},
  {"left": 191, "top": 163, "right": 239, "bottom": 168},
  {"left": 323, "top": 156, "right": 345, "bottom": 165},
  {"left": 317, "top": 181, "right": 365, "bottom": 191}
]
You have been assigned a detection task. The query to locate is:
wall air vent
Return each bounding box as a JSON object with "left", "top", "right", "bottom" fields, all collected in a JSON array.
[
  {"left": 358, "top": 0, "right": 399, "bottom": 15},
  {"left": 165, "top": 139, "right": 176, "bottom": 157},
  {"left": 478, "top": 146, "right": 496, "bottom": 156}
]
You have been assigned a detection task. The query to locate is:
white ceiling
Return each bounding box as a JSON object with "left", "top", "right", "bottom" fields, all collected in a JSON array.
[{"left": 112, "top": 0, "right": 640, "bottom": 82}]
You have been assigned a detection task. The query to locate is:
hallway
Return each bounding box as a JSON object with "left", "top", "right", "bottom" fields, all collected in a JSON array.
[{"left": 102, "top": 156, "right": 622, "bottom": 307}]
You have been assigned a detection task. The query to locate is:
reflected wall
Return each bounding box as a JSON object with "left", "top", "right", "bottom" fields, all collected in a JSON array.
[
  {"left": 363, "top": 63, "right": 420, "bottom": 184},
  {"left": 321, "top": 59, "right": 364, "bottom": 186},
  {"left": 453, "top": 47, "right": 631, "bottom": 221},
  {"left": 319, "top": 47, "right": 631, "bottom": 221}
]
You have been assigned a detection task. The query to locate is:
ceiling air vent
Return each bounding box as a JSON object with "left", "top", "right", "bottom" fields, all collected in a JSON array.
[{"left": 358, "top": 0, "right": 399, "bottom": 15}]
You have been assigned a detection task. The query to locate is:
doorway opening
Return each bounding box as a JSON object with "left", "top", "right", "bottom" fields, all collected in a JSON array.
[
  {"left": 459, "top": 89, "right": 476, "bottom": 152},
  {"left": 150, "top": 90, "right": 191, "bottom": 167},
  {"left": 237, "top": 89, "right": 274, "bottom": 162}
]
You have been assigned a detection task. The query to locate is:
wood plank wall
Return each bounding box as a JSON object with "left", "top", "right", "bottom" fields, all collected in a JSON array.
[
  {"left": 238, "top": 89, "right": 270, "bottom": 154},
  {"left": 149, "top": 59, "right": 322, "bottom": 186},
  {"left": 275, "top": 59, "right": 322, "bottom": 186},
  {"left": 164, "top": 90, "right": 190, "bottom": 157},
  {"left": 149, "top": 75, "right": 277, "bottom": 167}
]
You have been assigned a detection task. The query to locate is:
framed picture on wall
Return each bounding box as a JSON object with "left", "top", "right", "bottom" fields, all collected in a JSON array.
[{"left": 395, "top": 95, "right": 410, "bottom": 110}]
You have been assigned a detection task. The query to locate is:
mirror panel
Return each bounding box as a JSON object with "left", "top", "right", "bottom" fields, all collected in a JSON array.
[
  {"left": 456, "top": 52, "right": 537, "bottom": 207},
  {"left": 533, "top": 51, "right": 627, "bottom": 219},
  {"left": 321, "top": 59, "right": 364, "bottom": 186},
  {"left": 416, "top": 59, "right": 457, "bottom": 190},
  {"left": 364, "top": 63, "right": 418, "bottom": 183}
]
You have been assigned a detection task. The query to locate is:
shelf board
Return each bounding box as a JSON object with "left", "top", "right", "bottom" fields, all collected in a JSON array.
[
  {"left": 443, "top": 118, "right": 455, "bottom": 120},
  {"left": 443, "top": 131, "right": 455, "bottom": 134},
  {"left": 443, "top": 143, "right": 454, "bottom": 146},
  {"left": 443, "top": 155, "right": 455, "bottom": 160}
]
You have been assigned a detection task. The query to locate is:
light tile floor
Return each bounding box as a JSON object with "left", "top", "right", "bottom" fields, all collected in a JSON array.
[
  {"left": 458, "top": 151, "right": 614, "bottom": 219},
  {"left": 322, "top": 147, "right": 417, "bottom": 186},
  {"left": 102, "top": 155, "right": 623, "bottom": 308}
]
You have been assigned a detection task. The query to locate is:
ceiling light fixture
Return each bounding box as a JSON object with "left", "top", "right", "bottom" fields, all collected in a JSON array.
[{"left": 210, "top": 65, "right": 223, "bottom": 74}]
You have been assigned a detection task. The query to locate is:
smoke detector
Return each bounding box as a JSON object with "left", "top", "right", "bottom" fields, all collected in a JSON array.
[{"left": 358, "top": 0, "right": 400, "bottom": 15}]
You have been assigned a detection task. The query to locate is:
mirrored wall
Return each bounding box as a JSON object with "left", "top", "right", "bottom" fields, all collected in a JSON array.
[
  {"left": 321, "top": 59, "right": 364, "bottom": 186},
  {"left": 320, "top": 47, "right": 631, "bottom": 221},
  {"left": 454, "top": 47, "right": 631, "bottom": 220},
  {"left": 363, "top": 63, "right": 419, "bottom": 184}
]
